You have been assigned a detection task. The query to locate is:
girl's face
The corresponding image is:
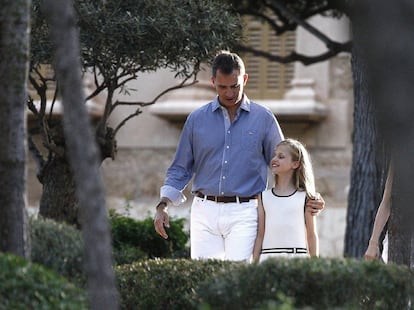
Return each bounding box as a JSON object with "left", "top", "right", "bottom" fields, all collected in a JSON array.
[{"left": 270, "top": 145, "right": 299, "bottom": 175}]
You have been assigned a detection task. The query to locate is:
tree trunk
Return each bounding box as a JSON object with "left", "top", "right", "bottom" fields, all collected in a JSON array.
[
  {"left": 38, "top": 156, "right": 79, "bottom": 227},
  {"left": 37, "top": 123, "right": 115, "bottom": 226},
  {"left": 388, "top": 186, "right": 412, "bottom": 266},
  {"left": 344, "top": 40, "right": 388, "bottom": 258},
  {"left": 41, "top": 0, "right": 120, "bottom": 308},
  {"left": 36, "top": 120, "right": 79, "bottom": 226},
  {"left": 355, "top": 0, "right": 414, "bottom": 268},
  {"left": 0, "top": 0, "right": 30, "bottom": 258}
]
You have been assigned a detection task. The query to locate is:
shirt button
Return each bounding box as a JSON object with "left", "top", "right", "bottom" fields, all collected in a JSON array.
[
  {"left": 224, "top": 161, "right": 228, "bottom": 164},
  {"left": 221, "top": 192, "right": 224, "bottom": 195},
  {"left": 226, "top": 146, "right": 229, "bottom": 149},
  {"left": 227, "top": 130, "right": 230, "bottom": 134},
  {"left": 222, "top": 176, "right": 226, "bottom": 179}
]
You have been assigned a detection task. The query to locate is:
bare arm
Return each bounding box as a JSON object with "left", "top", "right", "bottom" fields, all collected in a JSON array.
[
  {"left": 305, "top": 207, "right": 319, "bottom": 257},
  {"left": 252, "top": 195, "right": 265, "bottom": 263},
  {"left": 364, "top": 167, "right": 393, "bottom": 260}
]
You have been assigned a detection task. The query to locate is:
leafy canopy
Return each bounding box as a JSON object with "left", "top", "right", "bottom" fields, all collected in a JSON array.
[{"left": 31, "top": 0, "right": 242, "bottom": 80}]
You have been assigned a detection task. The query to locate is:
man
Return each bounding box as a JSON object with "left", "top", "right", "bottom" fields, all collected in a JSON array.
[{"left": 154, "top": 51, "right": 324, "bottom": 261}]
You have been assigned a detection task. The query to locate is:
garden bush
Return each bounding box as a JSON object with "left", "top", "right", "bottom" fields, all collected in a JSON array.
[
  {"left": 0, "top": 253, "right": 87, "bottom": 310},
  {"left": 196, "top": 257, "right": 414, "bottom": 309},
  {"left": 31, "top": 213, "right": 190, "bottom": 285},
  {"left": 116, "top": 257, "right": 413, "bottom": 310},
  {"left": 30, "top": 217, "right": 85, "bottom": 286},
  {"left": 116, "top": 258, "right": 238, "bottom": 310},
  {"left": 110, "top": 212, "right": 190, "bottom": 262}
]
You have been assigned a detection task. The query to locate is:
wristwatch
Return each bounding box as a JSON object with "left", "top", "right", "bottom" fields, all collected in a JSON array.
[{"left": 156, "top": 201, "right": 168, "bottom": 210}]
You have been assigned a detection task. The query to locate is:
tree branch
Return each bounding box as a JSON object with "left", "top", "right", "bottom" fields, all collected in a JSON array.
[
  {"left": 113, "top": 108, "right": 142, "bottom": 137},
  {"left": 27, "top": 135, "right": 46, "bottom": 182},
  {"left": 112, "top": 76, "right": 198, "bottom": 136},
  {"left": 111, "top": 76, "right": 198, "bottom": 110},
  {"left": 236, "top": 41, "right": 351, "bottom": 65},
  {"left": 239, "top": 10, "right": 287, "bottom": 34},
  {"left": 47, "top": 84, "right": 59, "bottom": 122},
  {"left": 271, "top": 0, "right": 346, "bottom": 50}
]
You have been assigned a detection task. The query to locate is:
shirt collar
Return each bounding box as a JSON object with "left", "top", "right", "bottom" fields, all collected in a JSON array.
[{"left": 212, "top": 95, "right": 251, "bottom": 112}]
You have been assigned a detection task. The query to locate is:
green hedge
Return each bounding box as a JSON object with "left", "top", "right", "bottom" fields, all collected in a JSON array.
[
  {"left": 30, "top": 217, "right": 86, "bottom": 286},
  {"left": 0, "top": 253, "right": 87, "bottom": 310},
  {"left": 116, "top": 258, "right": 413, "bottom": 310},
  {"left": 31, "top": 214, "right": 190, "bottom": 284},
  {"left": 196, "top": 258, "right": 414, "bottom": 309},
  {"left": 116, "top": 258, "right": 238, "bottom": 309}
]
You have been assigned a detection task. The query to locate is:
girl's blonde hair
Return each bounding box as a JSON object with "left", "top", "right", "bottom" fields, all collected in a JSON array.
[{"left": 274, "top": 138, "right": 317, "bottom": 199}]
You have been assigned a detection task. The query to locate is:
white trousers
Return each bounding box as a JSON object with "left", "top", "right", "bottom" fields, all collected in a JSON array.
[{"left": 190, "top": 196, "right": 258, "bottom": 262}]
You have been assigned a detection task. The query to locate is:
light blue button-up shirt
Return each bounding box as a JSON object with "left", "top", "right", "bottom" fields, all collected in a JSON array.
[{"left": 161, "top": 95, "right": 284, "bottom": 206}]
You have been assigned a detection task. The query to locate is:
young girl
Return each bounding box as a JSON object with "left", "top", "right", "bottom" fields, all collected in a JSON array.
[{"left": 253, "top": 138, "right": 319, "bottom": 262}]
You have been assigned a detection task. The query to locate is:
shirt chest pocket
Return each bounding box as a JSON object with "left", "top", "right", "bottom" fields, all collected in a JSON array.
[{"left": 242, "top": 129, "right": 259, "bottom": 153}]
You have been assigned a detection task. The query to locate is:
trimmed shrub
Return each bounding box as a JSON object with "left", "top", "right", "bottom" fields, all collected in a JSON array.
[
  {"left": 112, "top": 243, "right": 147, "bottom": 266},
  {"left": 30, "top": 217, "right": 85, "bottom": 286},
  {"left": 196, "top": 257, "right": 414, "bottom": 309},
  {"left": 116, "top": 258, "right": 238, "bottom": 310},
  {"left": 0, "top": 253, "right": 87, "bottom": 309},
  {"left": 31, "top": 213, "right": 190, "bottom": 285},
  {"left": 110, "top": 213, "right": 189, "bottom": 263},
  {"left": 115, "top": 257, "right": 414, "bottom": 309}
]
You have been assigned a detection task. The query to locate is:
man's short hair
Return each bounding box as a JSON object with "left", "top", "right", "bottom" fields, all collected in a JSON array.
[{"left": 212, "top": 51, "right": 245, "bottom": 77}]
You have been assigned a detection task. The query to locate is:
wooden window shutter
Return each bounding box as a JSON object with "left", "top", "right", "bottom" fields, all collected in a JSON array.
[{"left": 243, "top": 17, "right": 296, "bottom": 99}]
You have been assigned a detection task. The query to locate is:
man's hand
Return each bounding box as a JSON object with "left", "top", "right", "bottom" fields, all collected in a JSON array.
[
  {"left": 306, "top": 193, "right": 325, "bottom": 216},
  {"left": 154, "top": 201, "right": 170, "bottom": 239}
]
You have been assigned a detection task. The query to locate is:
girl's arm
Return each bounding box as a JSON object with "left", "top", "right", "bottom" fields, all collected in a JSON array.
[
  {"left": 364, "top": 167, "right": 393, "bottom": 260},
  {"left": 252, "top": 194, "right": 265, "bottom": 263},
  {"left": 305, "top": 205, "right": 319, "bottom": 257}
]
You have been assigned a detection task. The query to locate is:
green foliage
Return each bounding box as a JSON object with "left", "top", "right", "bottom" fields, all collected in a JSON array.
[
  {"left": 31, "top": 0, "right": 242, "bottom": 78},
  {"left": 31, "top": 214, "right": 190, "bottom": 285},
  {"left": 30, "top": 217, "right": 86, "bottom": 286},
  {"left": 112, "top": 243, "right": 147, "bottom": 266},
  {"left": 116, "top": 257, "right": 413, "bottom": 309},
  {"left": 0, "top": 253, "right": 87, "bottom": 310},
  {"left": 116, "top": 258, "right": 238, "bottom": 310},
  {"left": 196, "top": 257, "right": 414, "bottom": 309},
  {"left": 110, "top": 212, "right": 189, "bottom": 263}
]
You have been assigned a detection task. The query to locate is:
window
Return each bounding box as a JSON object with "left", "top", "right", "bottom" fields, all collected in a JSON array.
[{"left": 243, "top": 17, "right": 296, "bottom": 99}]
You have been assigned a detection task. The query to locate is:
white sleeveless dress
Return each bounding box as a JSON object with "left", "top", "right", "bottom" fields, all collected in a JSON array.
[{"left": 260, "top": 189, "right": 309, "bottom": 261}]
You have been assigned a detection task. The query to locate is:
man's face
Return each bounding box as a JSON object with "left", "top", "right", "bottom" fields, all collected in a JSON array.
[{"left": 211, "top": 69, "right": 248, "bottom": 108}]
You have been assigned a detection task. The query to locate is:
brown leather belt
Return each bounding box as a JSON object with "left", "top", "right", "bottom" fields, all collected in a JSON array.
[{"left": 196, "top": 192, "right": 258, "bottom": 203}]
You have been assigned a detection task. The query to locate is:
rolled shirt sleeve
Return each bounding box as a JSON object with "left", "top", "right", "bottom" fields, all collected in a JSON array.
[{"left": 160, "top": 184, "right": 187, "bottom": 206}]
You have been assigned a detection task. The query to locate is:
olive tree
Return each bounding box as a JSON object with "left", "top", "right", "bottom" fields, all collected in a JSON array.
[{"left": 29, "top": 0, "right": 242, "bottom": 225}]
